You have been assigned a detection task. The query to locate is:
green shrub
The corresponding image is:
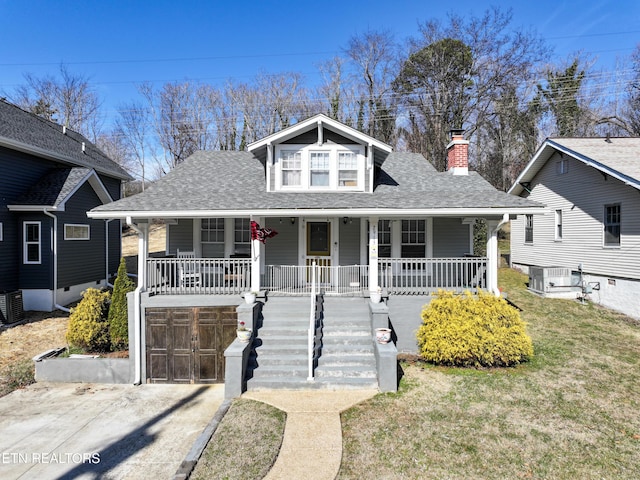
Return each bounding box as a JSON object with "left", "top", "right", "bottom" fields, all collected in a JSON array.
[
  {"left": 417, "top": 290, "right": 534, "bottom": 367},
  {"left": 66, "top": 288, "right": 111, "bottom": 352},
  {"left": 108, "top": 257, "right": 135, "bottom": 351}
]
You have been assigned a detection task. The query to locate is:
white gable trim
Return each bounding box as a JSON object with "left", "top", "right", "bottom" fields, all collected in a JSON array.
[
  {"left": 247, "top": 114, "right": 392, "bottom": 153},
  {"left": 509, "top": 139, "right": 640, "bottom": 196}
]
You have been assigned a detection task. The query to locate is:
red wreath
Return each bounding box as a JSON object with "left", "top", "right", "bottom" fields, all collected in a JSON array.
[{"left": 250, "top": 221, "right": 278, "bottom": 243}]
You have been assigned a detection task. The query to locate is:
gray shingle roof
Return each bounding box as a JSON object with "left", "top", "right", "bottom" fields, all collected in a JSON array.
[
  {"left": 0, "top": 99, "right": 131, "bottom": 181},
  {"left": 92, "top": 150, "right": 541, "bottom": 215},
  {"left": 509, "top": 137, "right": 640, "bottom": 195},
  {"left": 11, "top": 168, "right": 90, "bottom": 207}
]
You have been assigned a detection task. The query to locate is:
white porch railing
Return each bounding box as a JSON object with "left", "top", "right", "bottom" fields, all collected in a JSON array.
[
  {"left": 144, "top": 257, "right": 487, "bottom": 296},
  {"left": 146, "top": 258, "right": 250, "bottom": 295},
  {"left": 263, "top": 265, "right": 370, "bottom": 295},
  {"left": 378, "top": 257, "right": 488, "bottom": 294},
  {"left": 308, "top": 261, "right": 317, "bottom": 381}
]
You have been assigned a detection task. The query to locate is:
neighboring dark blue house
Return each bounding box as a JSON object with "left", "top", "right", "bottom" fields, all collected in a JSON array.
[{"left": 0, "top": 99, "right": 132, "bottom": 313}]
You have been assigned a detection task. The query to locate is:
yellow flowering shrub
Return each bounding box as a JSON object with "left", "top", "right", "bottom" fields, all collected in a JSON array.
[
  {"left": 417, "top": 290, "right": 533, "bottom": 367},
  {"left": 66, "top": 288, "right": 111, "bottom": 352}
]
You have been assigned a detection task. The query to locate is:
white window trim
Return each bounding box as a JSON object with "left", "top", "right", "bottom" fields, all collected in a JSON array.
[
  {"left": 64, "top": 223, "right": 90, "bottom": 240},
  {"left": 524, "top": 214, "right": 533, "bottom": 244},
  {"left": 274, "top": 144, "right": 365, "bottom": 192},
  {"left": 0, "top": 222, "right": 3, "bottom": 241},
  {"left": 555, "top": 210, "right": 562, "bottom": 241},
  {"left": 201, "top": 218, "right": 225, "bottom": 244},
  {"left": 24, "top": 221, "right": 41, "bottom": 264},
  {"left": 603, "top": 203, "right": 621, "bottom": 248}
]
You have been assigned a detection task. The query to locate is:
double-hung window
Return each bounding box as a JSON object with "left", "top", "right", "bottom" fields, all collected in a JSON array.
[
  {"left": 604, "top": 204, "right": 621, "bottom": 247},
  {"left": 24, "top": 221, "right": 41, "bottom": 264},
  {"left": 401, "top": 220, "right": 426, "bottom": 257},
  {"left": 281, "top": 150, "right": 302, "bottom": 187},
  {"left": 201, "top": 218, "right": 224, "bottom": 257},
  {"left": 378, "top": 220, "right": 391, "bottom": 258},
  {"left": 555, "top": 210, "right": 562, "bottom": 240},
  {"left": 234, "top": 218, "right": 251, "bottom": 256},
  {"left": 310, "top": 152, "right": 330, "bottom": 187},
  {"left": 525, "top": 215, "right": 533, "bottom": 244},
  {"left": 338, "top": 152, "right": 358, "bottom": 187}
]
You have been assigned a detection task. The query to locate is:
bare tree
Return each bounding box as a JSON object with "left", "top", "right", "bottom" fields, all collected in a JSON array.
[
  {"left": 12, "top": 64, "right": 102, "bottom": 140},
  {"left": 114, "top": 101, "right": 156, "bottom": 190},
  {"left": 345, "top": 30, "right": 398, "bottom": 143}
]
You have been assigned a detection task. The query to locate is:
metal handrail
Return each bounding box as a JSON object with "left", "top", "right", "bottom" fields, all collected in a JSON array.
[{"left": 307, "top": 261, "right": 317, "bottom": 381}]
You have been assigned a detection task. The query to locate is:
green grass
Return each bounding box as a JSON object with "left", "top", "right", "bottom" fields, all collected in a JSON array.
[
  {"left": 192, "top": 268, "right": 640, "bottom": 479},
  {"left": 191, "top": 399, "right": 286, "bottom": 480},
  {"left": 337, "top": 268, "right": 640, "bottom": 479},
  {"left": 0, "top": 359, "right": 35, "bottom": 397}
]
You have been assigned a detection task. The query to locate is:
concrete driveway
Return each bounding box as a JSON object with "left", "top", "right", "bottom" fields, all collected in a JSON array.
[{"left": 0, "top": 382, "right": 224, "bottom": 479}]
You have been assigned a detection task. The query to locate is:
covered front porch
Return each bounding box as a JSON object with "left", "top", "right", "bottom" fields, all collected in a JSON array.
[{"left": 134, "top": 213, "right": 507, "bottom": 297}]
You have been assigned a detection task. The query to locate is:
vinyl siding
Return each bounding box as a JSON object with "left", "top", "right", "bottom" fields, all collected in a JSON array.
[
  {"left": 433, "top": 218, "right": 472, "bottom": 257},
  {"left": 511, "top": 152, "right": 640, "bottom": 279},
  {"left": 0, "top": 148, "right": 54, "bottom": 291},
  {"left": 57, "top": 183, "right": 107, "bottom": 288},
  {"left": 339, "top": 218, "right": 361, "bottom": 264},
  {"left": 167, "top": 219, "right": 194, "bottom": 254},
  {"left": 264, "top": 219, "right": 298, "bottom": 265}
]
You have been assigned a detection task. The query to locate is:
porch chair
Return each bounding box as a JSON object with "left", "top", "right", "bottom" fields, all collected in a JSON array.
[{"left": 177, "top": 249, "right": 201, "bottom": 287}]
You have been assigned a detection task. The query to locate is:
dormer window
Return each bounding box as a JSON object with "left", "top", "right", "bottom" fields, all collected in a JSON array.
[
  {"left": 281, "top": 151, "right": 302, "bottom": 187},
  {"left": 275, "top": 144, "right": 365, "bottom": 191}
]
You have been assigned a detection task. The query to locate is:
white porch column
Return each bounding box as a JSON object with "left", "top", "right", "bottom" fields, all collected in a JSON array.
[
  {"left": 250, "top": 216, "right": 261, "bottom": 292},
  {"left": 137, "top": 222, "right": 149, "bottom": 291},
  {"left": 486, "top": 214, "right": 509, "bottom": 296},
  {"left": 368, "top": 216, "right": 379, "bottom": 292}
]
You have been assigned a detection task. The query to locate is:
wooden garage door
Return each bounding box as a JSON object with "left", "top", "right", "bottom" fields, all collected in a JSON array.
[{"left": 145, "top": 306, "right": 237, "bottom": 384}]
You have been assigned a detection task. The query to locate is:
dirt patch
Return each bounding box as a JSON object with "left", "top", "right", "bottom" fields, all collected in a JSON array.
[
  {"left": 122, "top": 222, "right": 166, "bottom": 274},
  {"left": 0, "top": 311, "right": 69, "bottom": 371}
]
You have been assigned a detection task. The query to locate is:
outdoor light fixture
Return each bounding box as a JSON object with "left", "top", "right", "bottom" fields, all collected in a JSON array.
[
  {"left": 343, "top": 217, "right": 349, "bottom": 224},
  {"left": 290, "top": 217, "right": 296, "bottom": 225}
]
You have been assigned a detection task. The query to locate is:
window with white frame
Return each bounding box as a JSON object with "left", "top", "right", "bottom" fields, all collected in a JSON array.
[
  {"left": 234, "top": 218, "right": 251, "bottom": 256},
  {"left": 310, "top": 152, "right": 330, "bottom": 187},
  {"left": 338, "top": 152, "right": 358, "bottom": 187},
  {"left": 201, "top": 218, "right": 224, "bottom": 243},
  {"left": 281, "top": 150, "right": 302, "bottom": 187},
  {"left": 401, "top": 220, "right": 426, "bottom": 257},
  {"left": 525, "top": 214, "right": 533, "bottom": 243},
  {"left": 604, "top": 204, "right": 621, "bottom": 247},
  {"left": 0, "top": 222, "right": 3, "bottom": 241},
  {"left": 276, "top": 145, "right": 364, "bottom": 191},
  {"left": 64, "top": 224, "right": 90, "bottom": 240},
  {"left": 555, "top": 210, "right": 562, "bottom": 240},
  {"left": 556, "top": 159, "right": 568, "bottom": 175},
  {"left": 24, "top": 221, "right": 41, "bottom": 264},
  {"left": 378, "top": 220, "right": 391, "bottom": 258}
]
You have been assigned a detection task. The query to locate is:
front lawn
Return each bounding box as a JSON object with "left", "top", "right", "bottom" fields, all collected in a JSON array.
[{"left": 338, "top": 268, "right": 640, "bottom": 479}]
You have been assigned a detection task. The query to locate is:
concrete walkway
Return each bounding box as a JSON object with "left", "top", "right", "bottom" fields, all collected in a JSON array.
[{"left": 244, "top": 389, "right": 378, "bottom": 480}]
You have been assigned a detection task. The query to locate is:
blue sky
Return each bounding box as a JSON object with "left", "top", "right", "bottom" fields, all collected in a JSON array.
[{"left": 1, "top": 0, "right": 639, "bottom": 125}]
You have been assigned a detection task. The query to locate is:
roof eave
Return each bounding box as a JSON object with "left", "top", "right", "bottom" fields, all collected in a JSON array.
[{"left": 88, "top": 206, "right": 548, "bottom": 220}]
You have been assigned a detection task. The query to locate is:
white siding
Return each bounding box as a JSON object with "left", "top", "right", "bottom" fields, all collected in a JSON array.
[{"left": 511, "top": 152, "right": 640, "bottom": 279}]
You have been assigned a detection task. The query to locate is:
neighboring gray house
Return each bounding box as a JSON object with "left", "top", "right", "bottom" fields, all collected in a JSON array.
[
  {"left": 0, "top": 99, "right": 132, "bottom": 314},
  {"left": 509, "top": 137, "right": 640, "bottom": 319},
  {"left": 89, "top": 114, "right": 543, "bottom": 388}
]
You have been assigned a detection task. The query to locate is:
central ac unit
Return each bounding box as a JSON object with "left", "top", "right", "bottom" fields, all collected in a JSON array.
[{"left": 529, "top": 266, "right": 575, "bottom": 294}]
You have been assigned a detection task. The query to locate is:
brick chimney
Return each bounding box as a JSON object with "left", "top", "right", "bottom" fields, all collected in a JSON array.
[{"left": 446, "top": 128, "right": 469, "bottom": 175}]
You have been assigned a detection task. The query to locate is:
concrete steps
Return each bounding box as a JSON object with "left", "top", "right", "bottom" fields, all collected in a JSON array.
[{"left": 246, "top": 296, "right": 378, "bottom": 391}]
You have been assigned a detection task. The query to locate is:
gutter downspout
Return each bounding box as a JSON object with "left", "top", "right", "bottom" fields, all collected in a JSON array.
[
  {"left": 127, "top": 217, "right": 146, "bottom": 385},
  {"left": 42, "top": 209, "right": 71, "bottom": 313},
  {"left": 105, "top": 219, "right": 116, "bottom": 288},
  {"left": 488, "top": 213, "right": 509, "bottom": 296}
]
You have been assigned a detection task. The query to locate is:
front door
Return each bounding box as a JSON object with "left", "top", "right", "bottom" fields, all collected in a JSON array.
[{"left": 306, "top": 221, "right": 332, "bottom": 284}]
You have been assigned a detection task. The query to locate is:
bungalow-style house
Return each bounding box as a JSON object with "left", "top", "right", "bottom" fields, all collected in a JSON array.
[
  {"left": 0, "top": 99, "right": 132, "bottom": 315},
  {"left": 89, "top": 114, "right": 543, "bottom": 389},
  {"left": 509, "top": 137, "right": 640, "bottom": 320}
]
